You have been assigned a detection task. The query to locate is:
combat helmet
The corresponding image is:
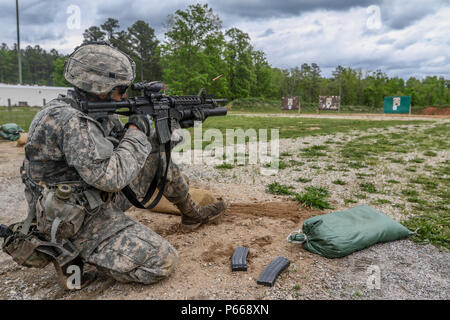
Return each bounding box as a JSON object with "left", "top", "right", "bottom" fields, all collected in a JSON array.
[{"left": 64, "top": 41, "right": 136, "bottom": 95}]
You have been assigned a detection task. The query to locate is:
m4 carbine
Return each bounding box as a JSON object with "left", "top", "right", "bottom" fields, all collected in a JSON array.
[
  {"left": 78, "top": 82, "right": 228, "bottom": 210},
  {"left": 78, "top": 81, "right": 227, "bottom": 145}
]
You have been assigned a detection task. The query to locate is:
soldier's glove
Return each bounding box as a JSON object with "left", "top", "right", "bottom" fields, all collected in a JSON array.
[
  {"left": 192, "top": 107, "right": 205, "bottom": 122},
  {"left": 125, "top": 114, "right": 152, "bottom": 136},
  {"left": 180, "top": 108, "right": 205, "bottom": 128}
]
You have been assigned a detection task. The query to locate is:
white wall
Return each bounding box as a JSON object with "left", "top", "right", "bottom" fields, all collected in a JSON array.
[{"left": 0, "top": 84, "right": 71, "bottom": 107}]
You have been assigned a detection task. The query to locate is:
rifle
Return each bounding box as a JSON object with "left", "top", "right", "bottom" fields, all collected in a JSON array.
[
  {"left": 78, "top": 81, "right": 228, "bottom": 210},
  {"left": 78, "top": 81, "right": 227, "bottom": 145}
]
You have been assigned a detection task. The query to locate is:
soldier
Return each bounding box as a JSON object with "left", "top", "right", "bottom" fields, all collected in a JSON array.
[{"left": 19, "top": 42, "right": 226, "bottom": 288}]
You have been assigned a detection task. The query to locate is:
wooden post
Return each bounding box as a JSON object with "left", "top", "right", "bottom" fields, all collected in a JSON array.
[{"left": 8, "top": 98, "right": 11, "bottom": 111}]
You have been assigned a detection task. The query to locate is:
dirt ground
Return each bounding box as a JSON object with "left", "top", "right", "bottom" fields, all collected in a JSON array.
[
  {"left": 422, "top": 107, "right": 450, "bottom": 115},
  {"left": 0, "top": 130, "right": 448, "bottom": 300}
]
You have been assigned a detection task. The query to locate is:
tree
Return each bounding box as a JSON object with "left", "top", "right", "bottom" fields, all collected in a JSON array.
[
  {"left": 161, "top": 3, "right": 224, "bottom": 95},
  {"left": 224, "top": 28, "right": 254, "bottom": 99},
  {"left": 101, "top": 18, "right": 120, "bottom": 41},
  {"left": 82, "top": 26, "right": 105, "bottom": 43},
  {"left": 52, "top": 57, "right": 70, "bottom": 87},
  {"left": 128, "top": 20, "right": 161, "bottom": 82}
]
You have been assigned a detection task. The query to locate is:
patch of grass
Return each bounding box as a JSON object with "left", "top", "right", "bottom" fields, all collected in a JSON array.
[
  {"left": 410, "top": 176, "right": 438, "bottom": 191},
  {"left": 332, "top": 179, "right": 347, "bottom": 185},
  {"left": 372, "top": 198, "right": 392, "bottom": 205},
  {"left": 344, "top": 198, "right": 358, "bottom": 205},
  {"left": 423, "top": 151, "right": 437, "bottom": 157},
  {"left": 200, "top": 116, "right": 429, "bottom": 145},
  {"left": 401, "top": 189, "right": 418, "bottom": 197},
  {"left": 266, "top": 182, "right": 295, "bottom": 195},
  {"left": 407, "top": 197, "right": 428, "bottom": 205},
  {"left": 402, "top": 212, "right": 449, "bottom": 250},
  {"left": 310, "top": 165, "right": 321, "bottom": 169},
  {"left": 347, "top": 162, "right": 367, "bottom": 169},
  {"left": 300, "top": 145, "right": 329, "bottom": 157},
  {"left": 389, "top": 158, "right": 406, "bottom": 164},
  {"left": 280, "top": 152, "right": 293, "bottom": 157},
  {"left": 405, "top": 167, "right": 417, "bottom": 172},
  {"left": 215, "top": 163, "right": 234, "bottom": 169},
  {"left": 297, "top": 177, "right": 312, "bottom": 183},
  {"left": 359, "top": 182, "right": 377, "bottom": 193},
  {"left": 392, "top": 203, "right": 405, "bottom": 210},
  {"left": 386, "top": 179, "right": 400, "bottom": 184},
  {"left": 289, "top": 159, "right": 304, "bottom": 167},
  {"left": 409, "top": 158, "right": 425, "bottom": 164},
  {"left": 0, "top": 107, "right": 40, "bottom": 131},
  {"left": 293, "top": 186, "right": 332, "bottom": 209}
]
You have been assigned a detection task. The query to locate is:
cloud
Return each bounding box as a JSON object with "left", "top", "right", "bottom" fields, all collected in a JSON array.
[
  {"left": 208, "top": 0, "right": 381, "bottom": 19},
  {"left": 380, "top": 0, "right": 445, "bottom": 30},
  {"left": 0, "top": 0, "right": 448, "bottom": 79},
  {"left": 236, "top": 5, "right": 450, "bottom": 79},
  {"left": 259, "top": 28, "right": 275, "bottom": 38}
]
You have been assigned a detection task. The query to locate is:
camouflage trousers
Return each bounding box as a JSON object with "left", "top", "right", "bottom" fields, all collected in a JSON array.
[{"left": 73, "top": 150, "right": 188, "bottom": 284}]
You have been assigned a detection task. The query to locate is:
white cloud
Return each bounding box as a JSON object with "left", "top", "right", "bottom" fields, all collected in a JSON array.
[
  {"left": 232, "top": 5, "right": 450, "bottom": 79},
  {"left": 0, "top": 0, "right": 448, "bottom": 79}
]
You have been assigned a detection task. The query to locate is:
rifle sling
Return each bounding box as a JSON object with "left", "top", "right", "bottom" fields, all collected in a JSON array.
[{"left": 121, "top": 142, "right": 171, "bottom": 210}]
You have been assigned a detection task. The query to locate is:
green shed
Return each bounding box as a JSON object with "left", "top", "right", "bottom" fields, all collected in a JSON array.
[{"left": 384, "top": 96, "right": 411, "bottom": 114}]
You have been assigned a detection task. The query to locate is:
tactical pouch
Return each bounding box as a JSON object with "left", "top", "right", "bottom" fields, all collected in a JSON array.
[
  {"left": 2, "top": 222, "right": 78, "bottom": 268},
  {"left": 36, "top": 184, "right": 86, "bottom": 242}
]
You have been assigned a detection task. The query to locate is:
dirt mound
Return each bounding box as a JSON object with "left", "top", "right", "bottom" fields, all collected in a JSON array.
[
  {"left": 422, "top": 107, "right": 450, "bottom": 115},
  {"left": 227, "top": 201, "right": 320, "bottom": 223}
]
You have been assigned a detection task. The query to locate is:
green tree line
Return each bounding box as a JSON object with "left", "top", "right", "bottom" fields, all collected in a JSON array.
[{"left": 1, "top": 3, "right": 449, "bottom": 107}]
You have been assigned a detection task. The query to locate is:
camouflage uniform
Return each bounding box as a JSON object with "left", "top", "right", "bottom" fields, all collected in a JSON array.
[
  {"left": 22, "top": 89, "right": 183, "bottom": 284},
  {"left": 19, "top": 42, "right": 224, "bottom": 287}
]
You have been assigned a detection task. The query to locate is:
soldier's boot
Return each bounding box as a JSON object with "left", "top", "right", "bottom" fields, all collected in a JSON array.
[
  {"left": 175, "top": 193, "right": 227, "bottom": 232},
  {"left": 52, "top": 257, "right": 97, "bottom": 290}
]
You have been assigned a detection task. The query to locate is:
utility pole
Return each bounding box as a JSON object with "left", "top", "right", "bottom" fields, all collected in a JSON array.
[{"left": 16, "top": 0, "right": 22, "bottom": 84}]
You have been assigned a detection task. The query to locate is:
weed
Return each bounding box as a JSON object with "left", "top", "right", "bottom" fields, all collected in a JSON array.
[
  {"left": 423, "top": 151, "right": 437, "bottom": 157},
  {"left": 409, "top": 158, "right": 425, "bottom": 164},
  {"left": 348, "top": 162, "right": 367, "bottom": 169},
  {"left": 301, "top": 145, "right": 329, "bottom": 157},
  {"left": 215, "top": 163, "right": 234, "bottom": 169},
  {"left": 401, "top": 189, "right": 418, "bottom": 197},
  {"left": 266, "top": 182, "right": 295, "bottom": 195},
  {"left": 344, "top": 199, "right": 357, "bottom": 205},
  {"left": 293, "top": 186, "right": 331, "bottom": 209},
  {"left": 359, "top": 182, "right": 377, "bottom": 193},
  {"left": 372, "top": 198, "right": 392, "bottom": 205},
  {"left": 332, "top": 179, "right": 347, "bottom": 185}
]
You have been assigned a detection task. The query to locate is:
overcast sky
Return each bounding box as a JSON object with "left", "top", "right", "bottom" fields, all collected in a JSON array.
[{"left": 0, "top": 0, "right": 449, "bottom": 79}]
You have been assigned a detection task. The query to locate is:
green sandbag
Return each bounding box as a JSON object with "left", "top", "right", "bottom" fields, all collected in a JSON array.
[
  {"left": 287, "top": 204, "right": 413, "bottom": 258},
  {"left": 0, "top": 123, "right": 24, "bottom": 141}
]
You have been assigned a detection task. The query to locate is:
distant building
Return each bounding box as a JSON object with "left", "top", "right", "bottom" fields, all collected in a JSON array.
[{"left": 0, "top": 83, "right": 71, "bottom": 107}]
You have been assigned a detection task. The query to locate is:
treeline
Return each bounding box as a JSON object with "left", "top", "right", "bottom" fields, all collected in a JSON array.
[
  {"left": 1, "top": 3, "right": 449, "bottom": 107},
  {"left": 0, "top": 43, "right": 66, "bottom": 86}
]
